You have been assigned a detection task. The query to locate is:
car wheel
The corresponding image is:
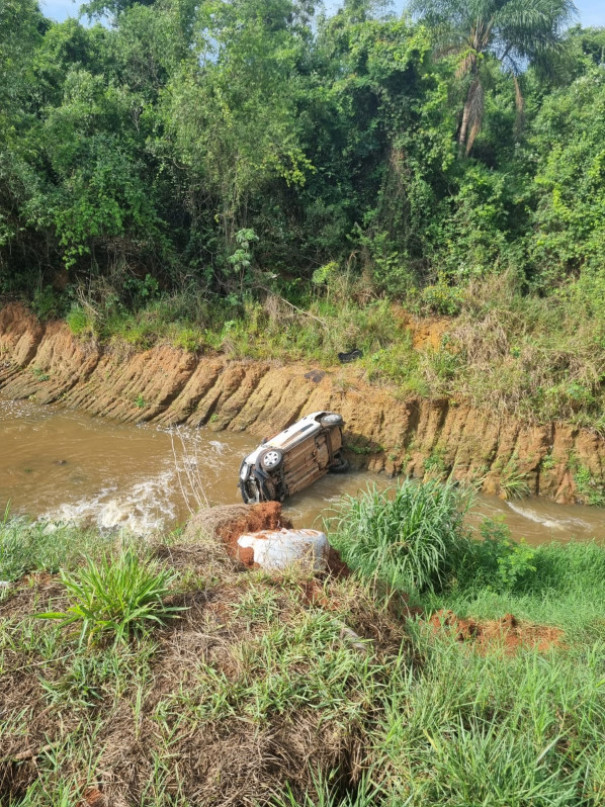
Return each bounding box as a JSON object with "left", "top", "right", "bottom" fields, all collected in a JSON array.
[
  {"left": 320, "top": 413, "right": 343, "bottom": 428},
  {"left": 328, "top": 452, "right": 349, "bottom": 474},
  {"left": 259, "top": 448, "right": 284, "bottom": 471}
]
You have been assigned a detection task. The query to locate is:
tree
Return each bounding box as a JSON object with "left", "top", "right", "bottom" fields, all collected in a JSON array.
[
  {"left": 162, "top": 0, "right": 315, "bottom": 279},
  {"left": 0, "top": 0, "right": 47, "bottom": 284},
  {"left": 528, "top": 66, "right": 605, "bottom": 283},
  {"left": 408, "top": 0, "right": 576, "bottom": 154}
]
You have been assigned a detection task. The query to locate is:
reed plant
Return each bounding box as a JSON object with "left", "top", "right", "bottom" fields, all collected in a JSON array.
[{"left": 328, "top": 479, "right": 471, "bottom": 592}]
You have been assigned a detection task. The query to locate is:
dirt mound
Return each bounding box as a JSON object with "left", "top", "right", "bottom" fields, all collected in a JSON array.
[
  {"left": 429, "top": 609, "right": 564, "bottom": 654},
  {"left": 197, "top": 501, "right": 350, "bottom": 576},
  {"left": 216, "top": 501, "right": 292, "bottom": 567}
]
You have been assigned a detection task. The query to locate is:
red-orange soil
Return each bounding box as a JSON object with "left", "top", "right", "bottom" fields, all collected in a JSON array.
[
  {"left": 216, "top": 502, "right": 293, "bottom": 567},
  {"left": 429, "top": 609, "right": 564, "bottom": 654},
  {"left": 79, "top": 787, "right": 105, "bottom": 807}
]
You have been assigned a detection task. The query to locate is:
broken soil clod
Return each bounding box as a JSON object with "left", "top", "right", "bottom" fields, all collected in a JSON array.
[{"left": 429, "top": 609, "right": 564, "bottom": 654}]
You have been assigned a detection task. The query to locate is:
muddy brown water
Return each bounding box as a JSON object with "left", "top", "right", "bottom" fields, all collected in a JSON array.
[{"left": 1, "top": 397, "right": 604, "bottom": 544}]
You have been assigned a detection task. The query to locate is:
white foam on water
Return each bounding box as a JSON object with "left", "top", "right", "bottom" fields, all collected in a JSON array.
[
  {"left": 506, "top": 500, "right": 592, "bottom": 531},
  {"left": 0, "top": 397, "right": 41, "bottom": 420},
  {"left": 42, "top": 469, "right": 177, "bottom": 535}
]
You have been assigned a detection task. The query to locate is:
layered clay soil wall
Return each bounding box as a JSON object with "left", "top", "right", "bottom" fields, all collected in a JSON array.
[{"left": 1, "top": 302, "right": 603, "bottom": 504}]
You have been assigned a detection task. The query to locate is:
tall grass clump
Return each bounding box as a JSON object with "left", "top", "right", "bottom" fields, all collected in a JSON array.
[
  {"left": 328, "top": 480, "right": 470, "bottom": 592},
  {"left": 40, "top": 550, "right": 181, "bottom": 644}
]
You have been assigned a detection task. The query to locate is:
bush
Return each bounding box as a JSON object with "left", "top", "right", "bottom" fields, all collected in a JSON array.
[
  {"left": 456, "top": 517, "right": 537, "bottom": 593},
  {"left": 66, "top": 304, "right": 94, "bottom": 337},
  {"left": 40, "top": 550, "right": 182, "bottom": 644},
  {"left": 328, "top": 480, "right": 470, "bottom": 592},
  {"left": 419, "top": 277, "right": 463, "bottom": 316}
]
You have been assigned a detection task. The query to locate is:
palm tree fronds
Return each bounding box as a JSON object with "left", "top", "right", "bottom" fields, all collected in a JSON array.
[{"left": 411, "top": 0, "right": 577, "bottom": 154}]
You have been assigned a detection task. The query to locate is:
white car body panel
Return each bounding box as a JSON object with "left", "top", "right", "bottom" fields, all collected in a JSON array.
[{"left": 243, "top": 411, "right": 326, "bottom": 467}]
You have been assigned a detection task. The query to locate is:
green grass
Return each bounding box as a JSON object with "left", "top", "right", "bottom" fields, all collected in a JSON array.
[
  {"left": 427, "top": 536, "right": 605, "bottom": 642},
  {"left": 0, "top": 507, "right": 110, "bottom": 582},
  {"left": 375, "top": 630, "right": 605, "bottom": 806},
  {"left": 321, "top": 483, "right": 605, "bottom": 805},
  {"left": 39, "top": 550, "right": 183, "bottom": 645},
  {"left": 2, "top": 490, "right": 605, "bottom": 805},
  {"left": 327, "top": 479, "right": 471, "bottom": 592}
]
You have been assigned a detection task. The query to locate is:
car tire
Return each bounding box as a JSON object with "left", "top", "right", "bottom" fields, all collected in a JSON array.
[
  {"left": 328, "top": 452, "right": 349, "bottom": 474},
  {"left": 320, "top": 413, "right": 343, "bottom": 428},
  {"left": 259, "top": 448, "right": 284, "bottom": 471}
]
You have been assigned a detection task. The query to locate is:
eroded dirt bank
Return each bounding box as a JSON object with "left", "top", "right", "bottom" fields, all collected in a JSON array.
[{"left": 1, "top": 302, "right": 603, "bottom": 504}]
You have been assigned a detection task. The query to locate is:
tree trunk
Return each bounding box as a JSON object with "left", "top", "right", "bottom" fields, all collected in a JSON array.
[
  {"left": 458, "top": 64, "right": 483, "bottom": 157},
  {"left": 458, "top": 56, "right": 478, "bottom": 156}
]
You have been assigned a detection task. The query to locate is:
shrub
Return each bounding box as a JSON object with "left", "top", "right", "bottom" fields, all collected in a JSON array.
[
  {"left": 66, "top": 304, "right": 95, "bottom": 338},
  {"left": 420, "top": 277, "right": 463, "bottom": 316},
  {"left": 328, "top": 480, "right": 470, "bottom": 592},
  {"left": 40, "top": 550, "right": 182, "bottom": 644},
  {"left": 456, "top": 518, "right": 537, "bottom": 593}
]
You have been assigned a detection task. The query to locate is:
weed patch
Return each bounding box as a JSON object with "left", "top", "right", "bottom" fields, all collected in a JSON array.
[{"left": 39, "top": 550, "right": 183, "bottom": 644}]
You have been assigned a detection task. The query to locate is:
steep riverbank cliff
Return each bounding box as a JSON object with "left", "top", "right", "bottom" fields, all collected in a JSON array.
[{"left": 1, "top": 303, "right": 603, "bottom": 505}]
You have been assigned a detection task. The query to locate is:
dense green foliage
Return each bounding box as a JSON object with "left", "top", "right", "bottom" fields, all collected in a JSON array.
[{"left": 1, "top": 0, "right": 603, "bottom": 305}]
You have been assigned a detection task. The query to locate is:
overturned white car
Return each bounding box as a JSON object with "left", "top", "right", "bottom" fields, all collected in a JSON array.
[{"left": 238, "top": 411, "right": 347, "bottom": 503}]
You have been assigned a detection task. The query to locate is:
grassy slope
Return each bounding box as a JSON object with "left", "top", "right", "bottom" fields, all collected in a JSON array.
[
  {"left": 1, "top": 496, "right": 605, "bottom": 806},
  {"left": 65, "top": 272, "right": 605, "bottom": 434}
]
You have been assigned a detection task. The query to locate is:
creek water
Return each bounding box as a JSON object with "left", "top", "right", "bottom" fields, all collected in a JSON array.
[{"left": 1, "top": 397, "right": 604, "bottom": 544}]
